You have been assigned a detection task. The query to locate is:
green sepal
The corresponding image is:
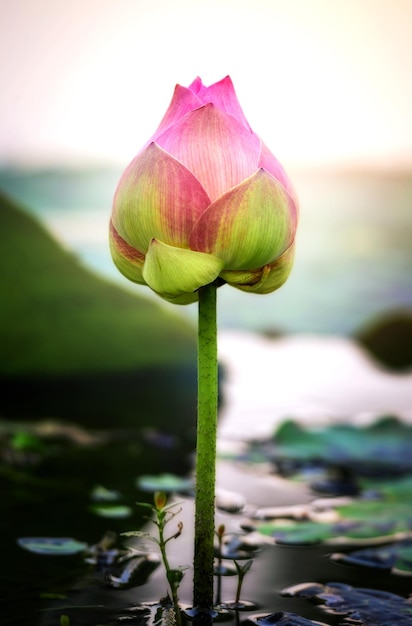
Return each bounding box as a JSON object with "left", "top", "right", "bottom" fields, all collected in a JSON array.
[
  {"left": 109, "top": 220, "right": 146, "bottom": 285},
  {"left": 142, "top": 238, "right": 224, "bottom": 302},
  {"left": 222, "top": 244, "right": 295, "bottom": 294}
]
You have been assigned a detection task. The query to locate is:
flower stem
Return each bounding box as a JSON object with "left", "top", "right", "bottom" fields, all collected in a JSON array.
[{"left": 193, "top": 283, "right": 218, "bottom": 611}]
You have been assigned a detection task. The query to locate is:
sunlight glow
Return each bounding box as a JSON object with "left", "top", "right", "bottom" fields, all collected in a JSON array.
[{"left": 1, "top": 0, "right": 412, "bottom": 169}]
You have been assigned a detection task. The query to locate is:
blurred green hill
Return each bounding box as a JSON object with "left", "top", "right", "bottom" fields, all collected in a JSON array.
[{"left": 0, "top": 192, "right": 197, "bottom": 434}]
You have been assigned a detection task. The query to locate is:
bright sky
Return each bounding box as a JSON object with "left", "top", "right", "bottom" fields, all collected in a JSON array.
[{"left": 1, "top": 0, "right": 412, "bottom": 169}]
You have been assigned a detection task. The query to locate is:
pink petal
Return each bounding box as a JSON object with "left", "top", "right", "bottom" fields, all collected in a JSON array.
[
  {"left": 188, "top": 76, "right": 252, "bottom": 131},
  {"left": 150, "top": 84, "right": 203, "bottom": 142},
  {"left": 187, "top": 76, "right": 204, "bottom": 94},
  {"left": 112, "top": 143, "right": 211, "bottom": 252},
  {"left": 258, "top": 141, "right": 299, "bottom": 209},
  {"left": 155, "top": 104, "right": 260, "bottom": 202}
]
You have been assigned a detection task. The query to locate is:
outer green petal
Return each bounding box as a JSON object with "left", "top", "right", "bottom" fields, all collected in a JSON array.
[
  {"left": 112, "top": 143, "right": 210, "bottom": 253},
  {"left": 142, "top": 238, "right": 224, "bottom": 301},
  {"left": 157, "top": 292, "right": 199, "bottom": 305},
  {"left": 190, "top": 169, "right": 297, "bottom": 271},
  {"left": 221, "top": 244, "right": 296, "bottom": 294},
  {"left": 109, "top": 220, "right": 146, "bottom": 285},
  {"left": 219, "top": 267, "right": 265, "bottom": 287}
]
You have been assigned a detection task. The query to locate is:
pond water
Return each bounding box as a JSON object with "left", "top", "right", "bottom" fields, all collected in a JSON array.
[
  {"left": 4, "top": 452, "right": 412, "bottom": 626},
  {"left": 217, "top": 331, "right": 412, "bottom": 441},
  {"left": 2, "top": 332, "right": 412, "bottom": 626},
  {"left": 1, "top": 167, "right": 412, "bottom": 335}
]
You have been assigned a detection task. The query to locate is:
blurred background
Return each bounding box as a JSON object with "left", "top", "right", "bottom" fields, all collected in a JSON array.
[
  {"left": 1, "top": 0, "right": 412, "bottom": 430},
  {"left": 1, "top": 0, "right": 412, "bottom": 337},
  {"left": 1, "top": 8, "right": 412, "bottom": 619}
]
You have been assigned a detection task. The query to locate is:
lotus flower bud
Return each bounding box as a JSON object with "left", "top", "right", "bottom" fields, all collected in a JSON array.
[{"left": 110, "top": 76, "right": 298, "bottom": 304}]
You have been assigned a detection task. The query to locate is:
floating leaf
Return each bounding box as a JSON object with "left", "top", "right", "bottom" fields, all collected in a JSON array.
[
  {"left": 219, "top": 532, "right": 263, "bottom": 559},
  {"left": 221, "top": 600, "right": 258, "bottom": 611},
  {"left": 331, "top": 538, "right": 412, "bottom": 575},
  {"left": 253, "top": 484, "right": 412, "bottom": 545},
  {"left": 263, "top": 416, "right": 412, "bottom": 478},
  {"left": 90, "top": 484, "right": 122, "bottom": 502},
  {"left": 17, "top": 537, "right": 88, "bottom": 555},
  {"left": 283, "top": 581, "right": 412, "bottom": 625},
  {"left": 244, "top": 611, "right": 329, "bottom": 625},
  {"left": 90, "top": 504, "right": 132, "bottom": 518},
  {"left": 137, "top": 473, "right": 194, "bottom": 493}
]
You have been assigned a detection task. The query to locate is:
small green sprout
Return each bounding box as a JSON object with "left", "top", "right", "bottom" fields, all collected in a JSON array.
[
  {"left": 233, "top": 559, "right": 253, "bottom": 606},
  {"left": 123, "top": 491, "right": 185, "bottom": 626}
]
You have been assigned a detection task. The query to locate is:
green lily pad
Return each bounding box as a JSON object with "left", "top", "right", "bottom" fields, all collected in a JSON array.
[
  {"left": 17, "top": 537, "right": 88, "bottom": 555},
  {"left": 254, "top": 478, "right": 412, "bottom": 544},
  {"left": 136, "top": 473, "right": 194, "bottom": 493},
  {"left": 89, "top": 504, "right": 132, "bottom": 518},
  {"left": 90, "top": 484, "right": 122, "bottom": 502},
  {"left": 283, "top": 581, "right": 412, "bottom": 625},
  {"left": 269, "top": 416, "right": 412, "bottom": 477}
]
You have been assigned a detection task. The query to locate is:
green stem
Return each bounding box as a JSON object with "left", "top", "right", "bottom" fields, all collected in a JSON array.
[
  {"left": 158, "top": 522, "right": 182, "bottom": 626},
  {"left": 193, "top": 283, "right": 218, "bottom": 611},
  {"left": 235, "top": 570, "right": 243, "bottom": 605}
]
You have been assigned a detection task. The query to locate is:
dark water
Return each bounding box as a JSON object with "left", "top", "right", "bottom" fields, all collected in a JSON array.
[
  {"left": 1, "top": 421, "right": 191, "bottom": 625},
  {"left": 1, "top": 167, "right": 412, "bottom": 335},
  {"left": 2, "top": 434, "right": 412, "bottom": 626},
  {"left": 1, "top": 166, "right": 412, "bottom": 624}
]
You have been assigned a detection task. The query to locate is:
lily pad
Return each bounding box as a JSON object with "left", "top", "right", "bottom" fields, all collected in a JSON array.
[
  {"left": 89, "top": 504, "right": 132, "bottom": 518},
  {"left": 137, "top": 473, "right": 194, "bottom": 493},
  {"left": 283, "top": 581, "right": 412, "bottom": 625},
  {"left": 331, "top": 538, "right": 412, "bottom": 575},
  {"left": 90, "top": 484, "right": 122, "bottom": 501},
  {"left": 17, "top": 537, "right": 88, "bottom": 555},
  {"left": 252, "top": 480, "right": 412, "bottom": 544},
  {"left": 269, "top": 416, "right": 412, "bottom": 477},
  {"left": 244, "top": 611, "right": 329, "bottom": 626}
]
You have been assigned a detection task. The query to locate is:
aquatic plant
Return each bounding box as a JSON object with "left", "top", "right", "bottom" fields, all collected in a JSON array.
[
  {"left": 123, "top": 492, "right": 186, "bottom": 625},
  {"left": 110, "top": 76, "right": 298, "bottom": 613}
]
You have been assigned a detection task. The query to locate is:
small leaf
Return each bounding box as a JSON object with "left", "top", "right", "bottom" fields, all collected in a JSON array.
[
  {"left": 137, "top": 473, "right": 194, "bottom": 493},
  {"left": 121, "top": 531, "right": 159, "bottom": 545},
  {"left": 167, "top": 568, "right": 185, "bottom": 586},
  {"left": 90, "top": 504, "right": 132, "bottom": 519},
  {"left": 17, "top": 537, "right": 88, "bottom": 555}
]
